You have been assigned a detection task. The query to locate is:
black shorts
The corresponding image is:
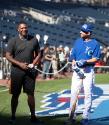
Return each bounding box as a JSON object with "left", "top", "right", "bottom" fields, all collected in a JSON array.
[{"left": 10, "top": 67, "right": 36, "bottom": 95}]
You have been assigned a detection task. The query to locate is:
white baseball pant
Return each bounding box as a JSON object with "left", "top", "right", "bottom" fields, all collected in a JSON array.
[{"left": 70, "top": 69, "right": 93, "bottom": 119}]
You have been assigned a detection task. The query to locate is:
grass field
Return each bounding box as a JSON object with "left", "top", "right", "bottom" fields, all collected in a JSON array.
[{"left": 0, "top": 73, "right": 109, "bottom": 125}]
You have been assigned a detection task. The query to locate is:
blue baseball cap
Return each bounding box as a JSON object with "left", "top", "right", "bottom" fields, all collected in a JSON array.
[{"left": 81, "top": 24, "right": 93, "bottom": 32}]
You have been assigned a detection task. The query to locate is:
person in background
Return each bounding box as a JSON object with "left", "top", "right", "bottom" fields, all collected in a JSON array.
[
  {"left": 58, "top": 45, "right": 67, "bottom": 76},
  {"left": 42, "top": 43, "right": 53, "bottom": 80}
]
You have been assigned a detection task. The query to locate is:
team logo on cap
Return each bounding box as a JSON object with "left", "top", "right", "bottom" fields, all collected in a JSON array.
[{"left": 82, "top": 24, "right": 88, "bottom": 29}]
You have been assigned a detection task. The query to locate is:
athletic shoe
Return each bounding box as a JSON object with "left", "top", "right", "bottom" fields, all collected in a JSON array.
[
  {"left": 8, "top": 116, "right": 16, "bottom": 124},
  {"left": 80, "top": 119, "right": 89, "bottom": 125},
  {"left": 30, "top": 116, "right": 44, "bottom": 124}
]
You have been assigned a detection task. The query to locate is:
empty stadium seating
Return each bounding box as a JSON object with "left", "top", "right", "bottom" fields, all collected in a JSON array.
[
  {"left": 0, "top": 0, "right": 109, "bottom": 79},
  {"left": 0, "top": 0, "right": 109, "bottom": 47}
]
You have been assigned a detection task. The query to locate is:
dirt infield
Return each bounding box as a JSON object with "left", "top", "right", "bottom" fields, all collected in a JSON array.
[
  {"left": 0, "top": 72, "right": 72, "bottom": 88},
  {"left": 0, "top": 79, "right": 10, "bottom": 87}
]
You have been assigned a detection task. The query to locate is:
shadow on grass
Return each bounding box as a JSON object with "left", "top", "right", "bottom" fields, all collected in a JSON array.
[
  {"left": 0, "top": 114, "right": 81, "bottom": 125},
  {"left": 1, "top": 114, "right": 108, "bottom": 125},
  {"left": 0, "top": 114, "right": 32, "bottom": 125}
]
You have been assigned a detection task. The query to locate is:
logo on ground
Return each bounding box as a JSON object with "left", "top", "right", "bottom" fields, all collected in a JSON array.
[{"left": 36, "top": 84, "right": 109, "bottom": 116}]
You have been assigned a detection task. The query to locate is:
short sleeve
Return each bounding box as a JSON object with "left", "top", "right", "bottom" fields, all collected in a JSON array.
[
  {"left": 6, "top": 38, "right": 16, "bottom": 54},
  {"left": 93, "top": 42, "right": 101, "bottom": 59}
]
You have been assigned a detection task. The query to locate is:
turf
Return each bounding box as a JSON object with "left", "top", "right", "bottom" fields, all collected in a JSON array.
[
  {"left": 95, "top": 74, "right": 109, "bottom": 84},
  {"left": 0, "top": 73, "right": 109, "bottom": 125}
]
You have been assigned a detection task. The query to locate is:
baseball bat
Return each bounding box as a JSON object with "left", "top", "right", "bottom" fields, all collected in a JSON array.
[
  {"left": 68, "top": 64, "right": 84, "bottom": 120},
  {"left": 69, "top": 89, "right": 80, "bottom": 119}
]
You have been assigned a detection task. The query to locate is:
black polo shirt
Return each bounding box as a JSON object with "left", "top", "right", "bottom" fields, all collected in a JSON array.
[{"left": 6, "top": 35, "right": 40, "bottom": 65}]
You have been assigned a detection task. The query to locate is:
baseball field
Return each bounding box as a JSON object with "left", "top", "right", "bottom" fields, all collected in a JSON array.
[{"left": 0, "top": 73, "right": 109, "bottom": 125}]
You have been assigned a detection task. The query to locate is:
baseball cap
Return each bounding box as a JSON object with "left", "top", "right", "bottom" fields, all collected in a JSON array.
[{"left": 81, "top": 24, "right": 93, "bottom": 33}]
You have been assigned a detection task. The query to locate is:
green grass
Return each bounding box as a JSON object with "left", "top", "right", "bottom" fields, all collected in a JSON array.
[
  {"left": 0, "top": 73, "right": 109, "bottom": 125},
  {"left": 95, "top": 73, "right": 109, "bottom": 84}
]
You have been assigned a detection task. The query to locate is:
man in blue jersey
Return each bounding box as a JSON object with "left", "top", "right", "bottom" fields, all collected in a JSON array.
[{"left": 68, "top": 24, "right": 101, "bottom": 125}]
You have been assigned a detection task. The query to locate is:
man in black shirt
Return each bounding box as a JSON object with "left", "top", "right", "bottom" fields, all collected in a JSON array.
[{"left": 6, "top": 21, "right": 41, "bottom": 123}]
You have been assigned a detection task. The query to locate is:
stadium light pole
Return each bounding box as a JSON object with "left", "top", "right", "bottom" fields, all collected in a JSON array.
[
  {"left": 43, "top": 34, "right": 49, "bottom": 44},
  {"left": 0, "top": 34, "right": 8, "bottom": 79},
  {"left": 0, "top": 35, "right": 5, "bottom": 79},
  {"left": 36, "top": 34, "right": 41, "bottom": 43}
]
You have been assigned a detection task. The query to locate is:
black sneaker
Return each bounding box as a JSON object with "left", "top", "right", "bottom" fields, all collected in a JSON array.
[
  {"left": 30, "top": 116, "right": 44, "bottom": 124},
  {"left": 8, "top": 117, "right": 16, "bottom": 124}
]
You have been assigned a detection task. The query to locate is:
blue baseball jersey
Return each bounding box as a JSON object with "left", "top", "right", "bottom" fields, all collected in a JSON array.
[{"left": 69, "top": 38, "right": 100, "bottom": 63}]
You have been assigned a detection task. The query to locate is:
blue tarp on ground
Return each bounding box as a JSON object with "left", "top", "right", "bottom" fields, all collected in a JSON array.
[{"left": 89, "top": 100, "right": 109, "bottom": 125}]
